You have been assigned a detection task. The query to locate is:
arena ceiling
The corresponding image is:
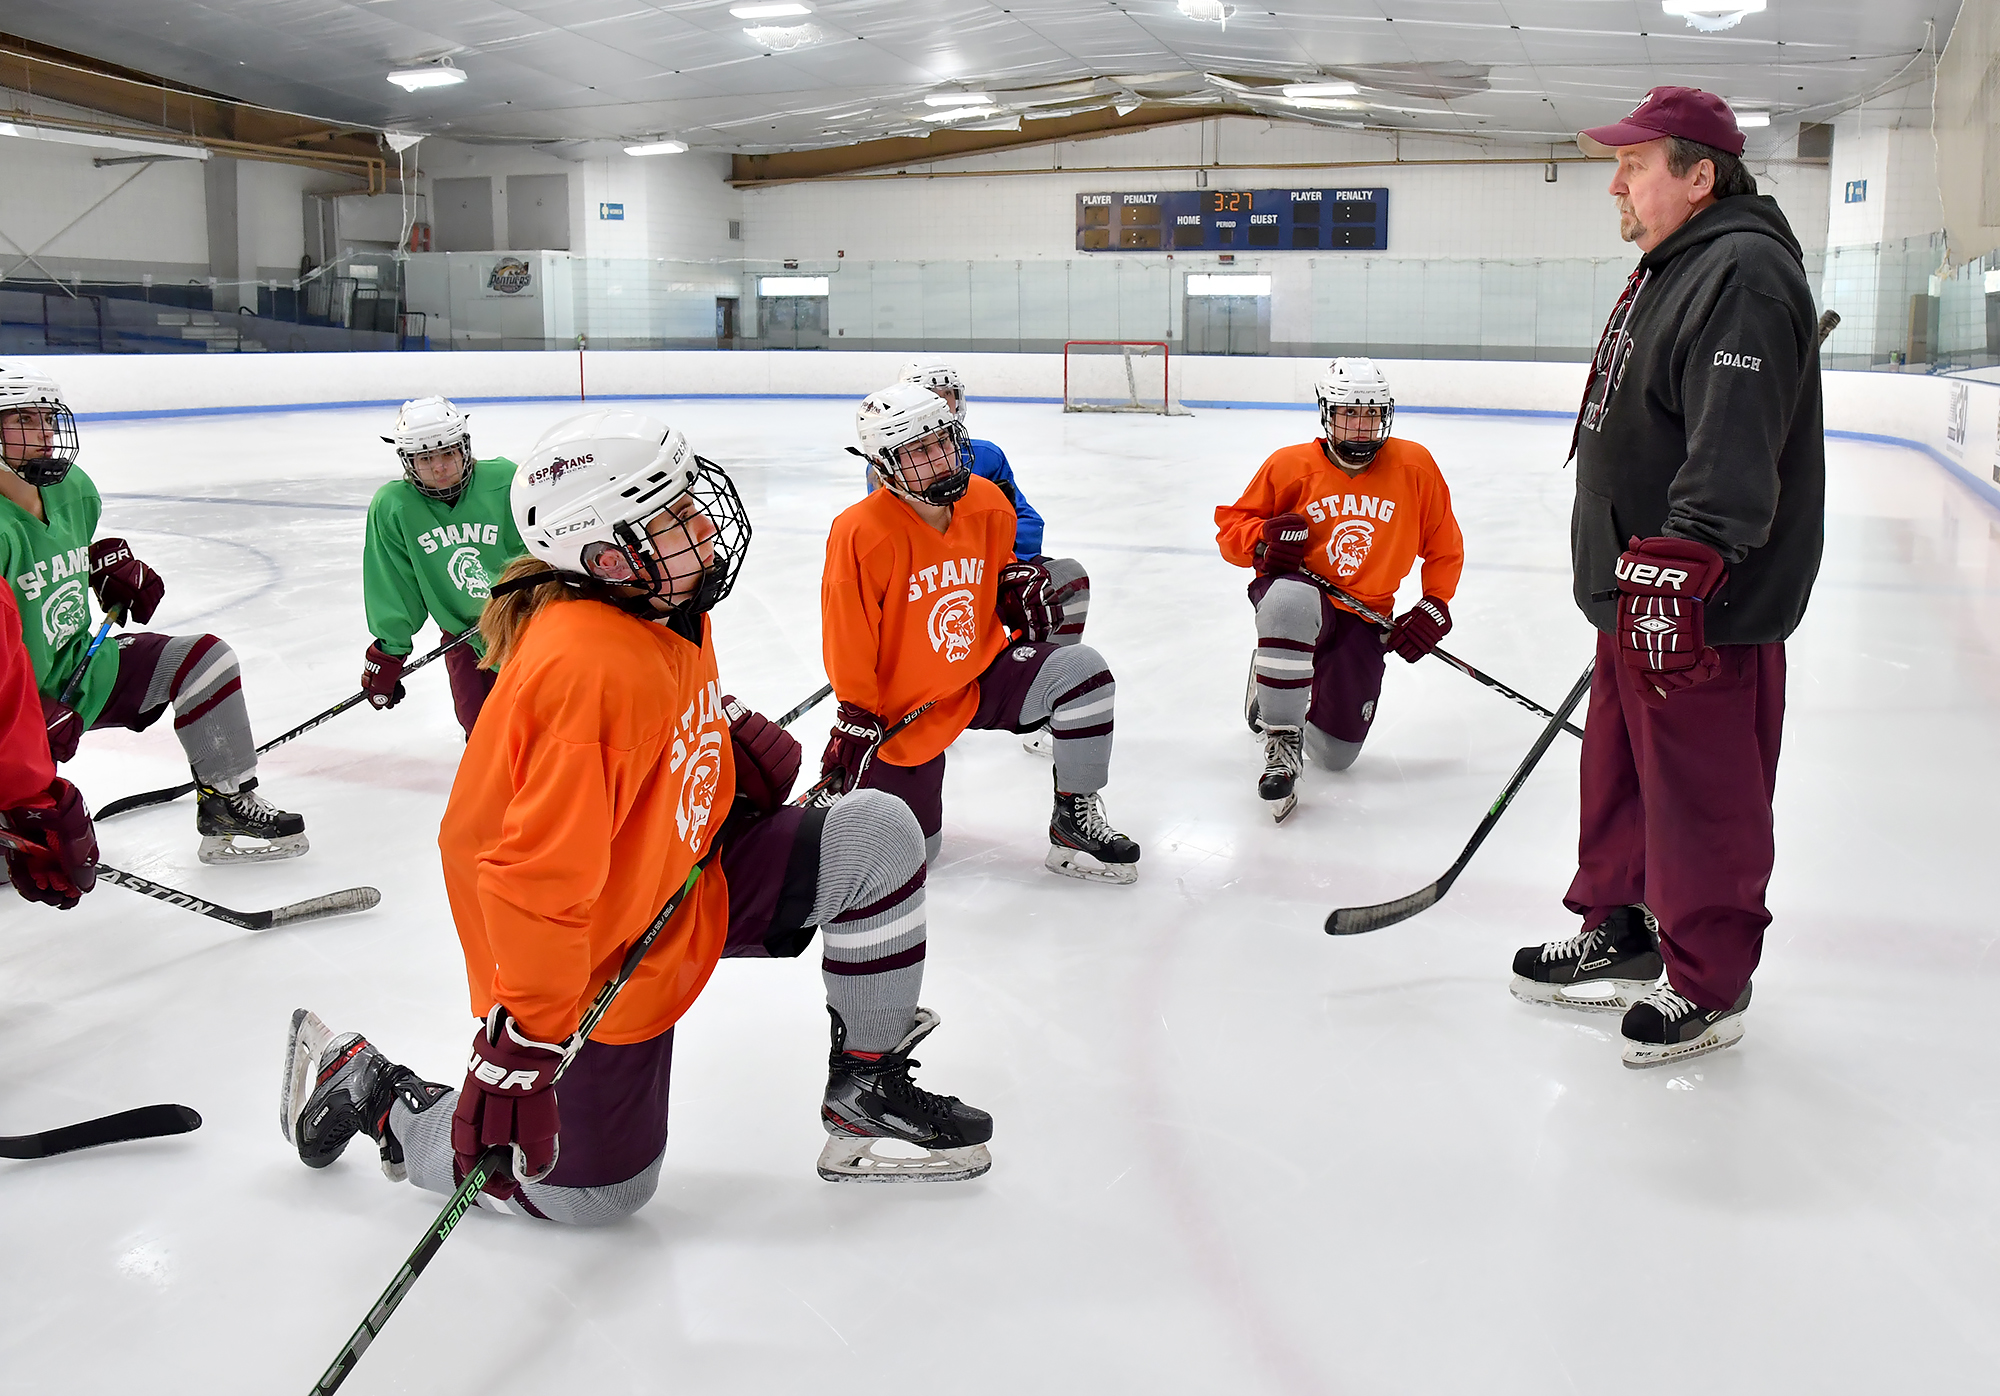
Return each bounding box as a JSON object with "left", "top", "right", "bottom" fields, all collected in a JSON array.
[{"left": 0, "top": 0, "right": 1954, "bottom": 181}]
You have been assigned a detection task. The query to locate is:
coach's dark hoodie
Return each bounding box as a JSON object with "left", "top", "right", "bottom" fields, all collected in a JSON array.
[{"left": 1571, "top": 193, "right": 1824, "bottom": 644}]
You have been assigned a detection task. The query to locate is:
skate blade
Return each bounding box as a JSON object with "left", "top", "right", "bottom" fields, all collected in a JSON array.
[
  {"left": 1021, "top": 729, "right": 1053, "bottom": 757},
  {"left": 1267, "top": 794, "right": 1297, "bottom": 824},
  {"left": 200, "top": 832, "right": 310, "bottom": 865},
  {"left": 1621, "top": 1016, "right": 1747, "bottom": 1070},
  {"left": 1509, "top": 974, "right": 1659, "bottom": 1014},
  {"left": 1044, "top": 845, "right": 1137, "bottom": 885},
  {"left": 280, "top": 1008, "right": 332, "bottom": 1145},
  {"left": 816, "top": 1135, "right": 992, "bottom": 1183}
]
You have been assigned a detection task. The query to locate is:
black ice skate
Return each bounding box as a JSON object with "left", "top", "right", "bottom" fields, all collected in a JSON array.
[
  {"left": 1620, "top": 982, "right": 1752, "bottom": 1070},
  {"left": 1510, "top": 905, "right": 1663, "bottom": 1013},
  {"left": 281, "top": 1008, "right": 447, "bottom": 1179},
  {"left": 1046, "top": 775, "right": 1140, "bottom": 884},
  {"left": 1257, "top": 723, "right": 1304, "bottom": 824},
  {"left": 819, "top": 1007, "right": 993, "bottom": 1183},
  {"left": 196, "top": 777, "right": 308, "bottom": 864}
]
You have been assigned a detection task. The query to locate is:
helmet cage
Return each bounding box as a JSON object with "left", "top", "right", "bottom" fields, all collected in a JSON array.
[
  {"left": 577, "top": 454, "right": 752, "bottom": 624},
  {"left": 399, "top": 437, "right": 474, "bottom": 503},
  {"left": 0, "top": 401, "right": 79, "bottom": 487},
  {"left": 1320, "top": 399, "right": 1394, "bottom": 464},
  {"left": 877, "top": 419, "right": 973, "bottom": 506}
]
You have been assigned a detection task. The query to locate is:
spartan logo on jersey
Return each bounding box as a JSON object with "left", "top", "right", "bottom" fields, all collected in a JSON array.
[
  {"left": 1326, "top": 519, "right": 1376, "bottom": 579},
  {"left": 448, "top": 546, "right": 492, "bottom": 599},
  {"left": 674, "top": 728, "right": 725, "bottom": 847},
  {"left": 1360, "top": 699, "right": 1376, "bottom": 725},
  {"left": 927, "top": 588, "right": 978, "bottom": 663},
  {"left": 40, "top": 577, "right": 88, "bottom": 649}
]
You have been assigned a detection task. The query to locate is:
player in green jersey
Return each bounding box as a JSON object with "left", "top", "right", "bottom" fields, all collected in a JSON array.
[
  {"left": 361, "top": 397, "right": 523, "bottom": 736},
  {"left": 0, "top": 362, "right": 306, "bottom": 864}
]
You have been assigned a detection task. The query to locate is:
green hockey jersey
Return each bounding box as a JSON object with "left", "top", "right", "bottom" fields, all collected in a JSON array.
[
  {"left": 0, "top": 469, "right": 119, "bottom": 725},
  {"left": 362, "top": 458, "right": 524, "bottom": 658}
]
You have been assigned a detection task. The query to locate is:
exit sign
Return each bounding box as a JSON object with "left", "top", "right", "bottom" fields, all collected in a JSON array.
[
  {"left": 1844, "top": 180, "right": 1867, "bottom": 204},
  {"left": 598, "top": 202, "right": 625, "bottom": 221}
]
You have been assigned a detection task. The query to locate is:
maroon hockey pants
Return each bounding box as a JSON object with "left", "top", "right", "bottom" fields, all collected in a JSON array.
[
  {"left": 442, "top": 631, "right": 496, "bottom": 738},
  {"left": 1565, "top": 630, "right": 1786, "bottom": 1009}
]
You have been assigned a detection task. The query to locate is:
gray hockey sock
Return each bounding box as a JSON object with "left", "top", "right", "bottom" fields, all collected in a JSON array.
[
  {"left": 142, "top": 634, "right": 258, "bottom": 787},
  {"left": 1253, "top": 577, "right": 1322, "bottom": 731},
  {"left": 1022, "top": 643, "right": 1115, "bottom": 794},
  {"left": 813, "top": 790, "right": 927, "bottom": 1054}
]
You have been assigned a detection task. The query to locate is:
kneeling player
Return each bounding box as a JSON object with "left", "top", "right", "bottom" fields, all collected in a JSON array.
[
  {"left": 0, "top": 363, "right": 305, "bottom": 863},
  {"left": 823, "top": 382, "right": 1139, "bottom": 883},
  {"left": 361, "top": 397, "right": 523, "bottom": 735},
  {"left": 282, "top": 410, "right": 991, "bottom": 1218},
  {"left": 1, "top": 581, "right": 97, "bottom": 911},
  {"left": 1215, "top": 358, "right": 1464, "bottom": 821}
]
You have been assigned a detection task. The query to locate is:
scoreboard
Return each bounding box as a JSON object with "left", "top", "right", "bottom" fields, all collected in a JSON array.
[{"left": 1076, "top": 188, "right": 1389, "bottom": 253}]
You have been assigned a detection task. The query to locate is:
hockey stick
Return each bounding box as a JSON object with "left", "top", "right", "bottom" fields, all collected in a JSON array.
[
  {"left": 0, "top": 1103, "right": 201, "bottom": 1160},
  {"left": 1325, "top": 658, "right": 1595, "bottom": 936},
  {"left": 55, "top": 608, "right": 120, "bottom": 709},
  {"left": 1292, "top": 570, "right": 1584, "bottom": 740},
  {"left": 792, "top": 698, "right": 938, "bottom": 808},
  {"left": 0, "top": 829, "right": 382, "bottom": 930},
  {"left": 309, "top": 850, "right": 717, "bottom": 1395},
  {"left": 94, "top": 630, "right": 476, "bottom": 821},
  {"left": 776, "top": 681, "right": 834, "bottom": 729}
]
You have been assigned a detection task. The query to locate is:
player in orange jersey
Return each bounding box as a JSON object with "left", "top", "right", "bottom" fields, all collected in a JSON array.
[
  {"left": 281, "top": 410, "right": 993, "bottom": 1218},
  {"left": 821, "top": 382, "right": 1140, "bottom": 884},
  {"left": 1215, "top": 358, "right": 1465, "bottom": 821}
]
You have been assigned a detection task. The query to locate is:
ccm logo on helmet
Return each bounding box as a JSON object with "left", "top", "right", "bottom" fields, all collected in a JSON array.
[
  {"left": 1615, "top": 559, "right": 1692, "bottom": 590},
  {"left": 1713, "top": 351, "right": 1762, "bottom": 371},
  {"left": 468, "top": 1054, "right": 546, "bottom": 1092},
  {"left": 528, "top": 452, "right": 594, "bottom": 486}
]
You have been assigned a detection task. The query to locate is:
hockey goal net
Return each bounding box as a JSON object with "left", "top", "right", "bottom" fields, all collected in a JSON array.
[{"left": 1063, "top": 340, "right": 1174, "bottom": 414}]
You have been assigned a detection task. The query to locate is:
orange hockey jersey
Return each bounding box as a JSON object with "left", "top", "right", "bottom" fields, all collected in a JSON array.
[
  {"left": 438, "top": 597, "right": 735, "bottom": 1046},
  {"left": 822, "top": 475, "right": 1018, "bottom": 767},
  {"left": 1215, "top": 436, "right": 1464, "bottom": 618}
]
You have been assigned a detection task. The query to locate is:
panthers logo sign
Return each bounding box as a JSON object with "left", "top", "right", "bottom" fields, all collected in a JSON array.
[
  {"left": 1326, "top": 519, "right": 1376, "bottom": 580},
  {"left": 487, "top": 258, "right": 533, "bottom": 295},
  {"left": 448, "top": 546, "right": 492, "bottom": 600},
  {"left": 927, "top": 588, "right": 978, "bottom": 663}
]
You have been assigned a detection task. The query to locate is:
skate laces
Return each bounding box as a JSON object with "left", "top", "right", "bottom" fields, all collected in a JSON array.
[
  {"left": 229, "top": 786, "right": 281, "bottom": 818},
  {"left": 1540, "top": 921, "right": 1609, "bottom": 964},
  {"left": 1261, "top": 727, "right": 1303, "bottom": 778},
  {"left": 1066, "top": 791, "right": 1118, "bottom": 843},
  {"left": 1634, "top": 983, "right": 1696, "bottom": 1021}
]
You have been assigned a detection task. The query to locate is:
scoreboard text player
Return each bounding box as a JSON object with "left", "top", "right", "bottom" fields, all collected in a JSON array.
[{"left": 1076, "top": 188, "right": 1390, "bottom": 253}]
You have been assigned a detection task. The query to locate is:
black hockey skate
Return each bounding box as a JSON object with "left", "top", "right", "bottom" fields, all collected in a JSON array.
[
  {"left": 196, "top": 777, "right": 308, "bottom": 864},
  {"left": 1047, "top": 772, "right": 1140, "bottom": 884},
  {"left": 1257, "top": 723, "right": 1303, "bottom": 824},
  {"left": 1621, "top": 981, "right": 1752, "bottom": 1070},
  {"left": 281, "top": 1009, "right": 448, "bottom": 1179},
  {"left": 1510, "top": 905, "right": 1663, "bottom": 1013},
  {"left": 819, "top": 1007, "right": 993, "bottom": 1183}
]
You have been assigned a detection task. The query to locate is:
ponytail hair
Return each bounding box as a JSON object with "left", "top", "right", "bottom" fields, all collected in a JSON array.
[{"left": 478, "top": 555, "right": 571, "bottom": 671}]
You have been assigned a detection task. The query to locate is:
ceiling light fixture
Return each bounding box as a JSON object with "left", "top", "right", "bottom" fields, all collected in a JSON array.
[
  {"left": 1284, "top": 97, "right": 1366, "bottom": 111},
  {"left": 1735, "top": 110, "right": 1771, "bottom": 128},
  {"left": 924, "top": 93, "right": 994, "bottom": 107},
  {"left": 742, "top": 23, "right": 819, "bottom": 49},
  {"left": 1280, "top": 82, "right": 1360, "bottom": 99},
  {"left": 921, "top": 106, "right": 992, "bottom": 123},
  {"left": 0, "top": 120, "right": 209, "bottom": 160},
  {"left": 730, "top": 2, "right": 812, "bottom": 16},
  {"left": 1661, "top": 0, "right": 1766, "bottom": 32},
  {"left": 387, "top": 59, "right": 468, "bottom": 91},
  {"left": 624, "top": 138, "right": 689, "bottom": 155},
  {"left": 1177, "top": 0, "right": 1236, "bottom": 30}
]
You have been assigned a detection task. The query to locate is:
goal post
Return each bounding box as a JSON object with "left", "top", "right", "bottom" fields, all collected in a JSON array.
[{"left": 1062, "top": 340, "right": 1176, "bottom": 414}]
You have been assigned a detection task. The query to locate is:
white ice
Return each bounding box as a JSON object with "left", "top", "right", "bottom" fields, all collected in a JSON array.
[{"left": 3, "top": 396, "right": 1997, "bottom": 1394}]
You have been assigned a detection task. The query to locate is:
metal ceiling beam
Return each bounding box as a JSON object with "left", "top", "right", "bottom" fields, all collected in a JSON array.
[{"left": 730, "top": 107, "right": 1239, "bottom": 187}]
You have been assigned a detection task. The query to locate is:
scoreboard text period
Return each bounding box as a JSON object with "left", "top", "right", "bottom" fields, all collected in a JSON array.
[{"left": 1077, "top": 188, "right": 1389, "bottom": 253}]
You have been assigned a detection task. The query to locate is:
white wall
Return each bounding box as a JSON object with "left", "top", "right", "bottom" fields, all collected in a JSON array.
[{"left": 0, "top": 121, "right": 209, "bottom": 280}]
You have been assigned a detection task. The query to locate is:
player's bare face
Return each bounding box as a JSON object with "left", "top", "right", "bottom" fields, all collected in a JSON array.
[
  {"left": 1609, "top": 139, "right": 1708, "bottom": 252},
  {"left": 893, "top": 429, "right": 960, "bottom": 496},
  {"left": 409, "top": 444, "right": 468, "bottom": 491},
  {"left": 928, "top": 385, "right": 963, "bottom": 417},
  {"left": 643, "top": 495, "right": 718, "bottom": 606},
  {"left": 0, "top": 407, "right": 56, "bottom": 470}
]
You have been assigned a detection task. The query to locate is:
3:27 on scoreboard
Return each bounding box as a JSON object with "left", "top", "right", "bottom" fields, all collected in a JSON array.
[{"left": 1076, "top": 189, "right": 1389, "bottom": 253}]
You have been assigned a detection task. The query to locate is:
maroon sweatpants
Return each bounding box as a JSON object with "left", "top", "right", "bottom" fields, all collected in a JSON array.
[
  {"left": 442, "top": 631, "right": 497, "bottom": 738},
  {"left": 1564, "top": 629, "right": 1786, "bottom": 1009}
]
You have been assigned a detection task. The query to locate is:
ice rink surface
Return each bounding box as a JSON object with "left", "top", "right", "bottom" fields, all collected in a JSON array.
[{"left": 4, "top": 395, "right": 1997, "bottom": 1394}]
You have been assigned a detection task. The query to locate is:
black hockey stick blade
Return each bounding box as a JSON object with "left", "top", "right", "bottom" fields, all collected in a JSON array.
[
  {"left": 1326, "top": 659, "right": 1595, "bottom": 936},
  {"left": 0, "top": 1103, "right": 202, "bottom": 1159},
  {"left": 776, "top": 682, "right": 834, "bottom": 729},
  {"left": 93, "top": 862, "right": 381, "bottom": 930}
]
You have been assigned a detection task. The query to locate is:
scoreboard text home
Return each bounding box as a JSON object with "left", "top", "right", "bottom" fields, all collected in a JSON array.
[{"left": 1076, "top": 189, "right": 1390, "bottom": 253}]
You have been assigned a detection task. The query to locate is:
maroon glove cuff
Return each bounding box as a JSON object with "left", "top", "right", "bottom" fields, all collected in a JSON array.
[
  {"left": 1387, "top": 595, "right": 1452, "bottom": 664},
  {"left": 451, "top": 1007, "right": 572, "bottom": 1197},
  {"left": 3, "top": 777, "right": 98, "bottom": 909},
  {"left": 996, "top": 560, "right": 1055, "bottom": 642},
  {"left": 87, "top": 537, "right": 164, "bottom": 625},
  {"left": 361, "top": 641, "right": 407, "bottom": 710},
  {"left": 41, "top": 694, "right": 83, "bottom": 764},
  {"left": 722, "top": 694, "right": 802, "bottom": 812},
  {"left": 1255, "top": 514, "right": 1310, "bottom": 576}
]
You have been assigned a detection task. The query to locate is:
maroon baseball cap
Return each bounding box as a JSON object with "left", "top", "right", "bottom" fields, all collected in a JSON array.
[{"left": 1579, "top": 86, "right": 1746, "bottom": 157}]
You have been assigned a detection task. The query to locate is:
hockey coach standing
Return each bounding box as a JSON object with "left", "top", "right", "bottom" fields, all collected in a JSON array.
[{"left": 1509, "top": 86, "right": 1824, "bottom": 1069}]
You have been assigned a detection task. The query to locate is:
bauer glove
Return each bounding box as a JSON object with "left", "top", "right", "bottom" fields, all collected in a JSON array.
[
  {"left": 2, "top": 777, "right": 98, "bottom": 909},
  {"left": 452, "top": 1005, "right": 573, "bottom": 1199},
  {"left": 1254, "top": 514, "right": 1310, "bottom": 576},
  {"left": 1614, "top": 535, "right": 1726, "bottom": 704},
  {"left": 87, "top": 538, "right": 164, "bottom": 624},
  {"left": 819, "top": 701, "right": 883, "bottom": 795},
  {"left": 361, "top": 642, "right": 407, "bottom": 710},
  {"left": 723, "top": 694, "right": 802, "bottom": 812},
  {"left": 996, "top": 559, "right": 1056, "bottom": 643}
]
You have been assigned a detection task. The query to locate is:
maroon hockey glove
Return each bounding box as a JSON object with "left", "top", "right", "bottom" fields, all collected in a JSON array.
[
  {"left": 41, "top": 693, "right": 83, "bottom": 763},
  {"left": 361, "top": 642, "right": 407, "bottom": 710},
  {"left": 1385, "top": 595, "right": 1452, "bottom": 664},
  {"left": 87, "top": 538, "right": 163, "bottom": 624},
  {"left": 2, "top": 778, "right": 98, "bottom": 909},
  {"left": 1254, "top": 513, "right": 1310, "bottom": 576},
  {"left": 996, "top": 559, "right": 1055, "bottom": 642},
  {"left": 452, "top": 1006, "right": 571, "bottom": 1199},
  {"left": 722, "top": 694, "right": 802, "bottom": 812},
  {"left": 819, "top": 700, "right": 883, "bottom": 795},
  {"left": 1615, "top": 535, "right": 1727, "bottom": 702}
]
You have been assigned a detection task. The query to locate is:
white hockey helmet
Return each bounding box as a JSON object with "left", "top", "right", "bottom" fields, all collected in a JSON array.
[
  {"left": 382, "top": 396, "right": 473, "bottom": 502},
  {"left": 0, "top": 361, "right": 79, "bottom": 487},
  {"left": 1314, "top": 357, "right": 1395, "bottom": 465},
  {"left": 856, "top": 381, "right": 972, "bottom": 506},
  {"left": 511, "top": 409, "right": 751, "bottom": 622},
  {"left": 898, "top": 359, "right": 966, "bottom": 421}
]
